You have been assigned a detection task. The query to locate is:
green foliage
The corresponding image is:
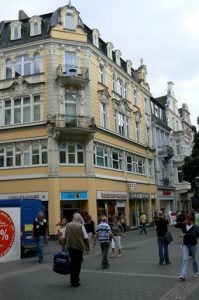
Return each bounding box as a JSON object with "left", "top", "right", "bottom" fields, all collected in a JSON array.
[{"left": 182, "top": 131, "right": 199, "bottom": 190}]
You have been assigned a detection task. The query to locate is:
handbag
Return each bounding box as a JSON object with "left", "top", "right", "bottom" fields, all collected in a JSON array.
[
  {"left": 53, "top": 252, "right": 70, "bottom": 275},
  {"left": 162, "top": 232, "right": 173, "bottom": 244}
]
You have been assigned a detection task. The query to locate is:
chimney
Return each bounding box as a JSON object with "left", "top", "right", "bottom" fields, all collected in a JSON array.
[{"left": 18, "top": 10, "right": 29, "bottom": 20}]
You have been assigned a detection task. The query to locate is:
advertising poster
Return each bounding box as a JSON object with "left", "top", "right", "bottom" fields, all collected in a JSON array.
[{"left": 0, "top": 207, "right": 20, "bottom": 262}]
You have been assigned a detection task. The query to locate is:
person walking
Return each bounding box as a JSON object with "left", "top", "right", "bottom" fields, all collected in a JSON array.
[
  {"left": 110, "top": 216, "right": 123, "bottom": 258},
  {"left": 155, "top": 211, "right": 171, "bottom": 265},
  {"left": 84, "top": 214, "right": 95, "bottom": 253},
  {"left": 175, "top": 215, "right": 199, "bottom": 281},
  {"left": 94, "top": 215, "right": 114, "bottom": 269},
  {"left": 139, "top": 212, "right": 147, "bottom": 235},
  {"left": 32, "top": 211, "right": 48, "bottom": 263},
  {"left": 65, "top": 213, "right": 89, "bottom": 287}
]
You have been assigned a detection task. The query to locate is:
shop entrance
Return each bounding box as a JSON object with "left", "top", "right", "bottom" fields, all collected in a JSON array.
[{"left": 61, "top": 208, "right": 80, "bottom": 222}]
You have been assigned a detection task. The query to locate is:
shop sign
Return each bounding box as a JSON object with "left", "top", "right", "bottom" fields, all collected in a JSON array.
[
  {"left": 60, "top": 192, "right": 88, "bottom": 201},
  {"left": 97, "top": 191, "right": 127, "bottom": 200},
  {"left": 129, "top": 192, "right": 149, "bottom": 200},
  {"left": 163, "top": 190, "right": 171, "bottom": 196},
  {"left": 0, "top": 192, "right": 48, "bottom": 201}
]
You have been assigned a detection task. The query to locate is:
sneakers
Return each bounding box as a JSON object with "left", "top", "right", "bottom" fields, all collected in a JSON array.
[
  {"left": 117, "top": 254, "right": 122, "bottom": 258},
  {"left": 165, "top": 261, "right": 171, "bottom": 265},
  {"left": 193, "top": 273, "right": 199, "bottom": 278},
  {"left": 180, "top": 276, "right": 186, "bottom": 281},
  {"left": 110, "top": 255, "right": 115, "bottom": 258}
]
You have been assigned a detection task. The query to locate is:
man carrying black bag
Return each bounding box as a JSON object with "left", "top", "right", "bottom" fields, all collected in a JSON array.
[
  {"left": 65, "top": 213, "right": 89, "bottom": 287},
  {"left": 155, "top": 211, "right": 171, "bottom": 265}
]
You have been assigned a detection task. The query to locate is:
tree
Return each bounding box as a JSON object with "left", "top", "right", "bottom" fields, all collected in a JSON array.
[{"left": 182, "top": 130, "right": 199, "bottom": 191}]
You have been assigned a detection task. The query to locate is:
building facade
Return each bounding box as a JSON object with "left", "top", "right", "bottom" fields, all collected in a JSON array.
[
  {"left": 151, "top": 97, "right": 175, "bottom": 215},
  {"left": 0, "top": 5, "right": 157, "bottom": 235},
  {"left": 156, "top": 82, "right": 193, "bottom": 211}
]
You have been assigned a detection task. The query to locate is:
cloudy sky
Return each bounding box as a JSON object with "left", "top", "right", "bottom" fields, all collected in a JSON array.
[{"left": 1, "top": 0, "right": 199, "bottom": 126}]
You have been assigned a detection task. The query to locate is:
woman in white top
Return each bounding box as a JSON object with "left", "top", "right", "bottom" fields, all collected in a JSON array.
[{"left": 58, "top": 218, "right": 68, "bottom": 252}]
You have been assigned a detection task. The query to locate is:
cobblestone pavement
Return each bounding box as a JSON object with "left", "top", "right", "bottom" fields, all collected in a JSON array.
[{"left": 0, "top": 226, "right": 199, "bottom": 300}]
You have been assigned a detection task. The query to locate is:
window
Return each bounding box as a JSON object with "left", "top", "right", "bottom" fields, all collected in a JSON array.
[
  {"left": 5, "top": 60, "right": 13, "bottom": 79},
  {"left": 59, "top": 143, "right": 84, "bottom": 164},
  {"left": 176, "top": 140, "right": 181, "bottom": 155},
  {"left": 148, "top": 159, "right": 153, "bottom": 176},
  {"left": 135, "top": 120, "right": 140, "bottom": 142},
  {"left": 134, "top": 90, "right": 138, "bottom": 106},
  {"left": 65, "top": 14, "right": 75, "bottom": 30},
  {"left": 33, "top": 95, "right": 41, "bottom": 121},
  {"left": 65, "top": 93, "right": 79, "bottom": 124},
  {"left": 112, "top": 151, "right": 122, "bottom": 169},
  {"left": 115, "top": 112, "right": 129, "bottom": 138},
  {"left": 99, "top": 64, "right": 105, "bottom": 84},
  {"left": 116, "top": 78, "right": 123, "bottom": 95},
  {"left": 0, "top": 142, "right": 47, "bottom": 168},
  {"left": 30, "top": 17, "right": 41, "bottom": 36},
  {"left": 100, "top": 102, "right": 107, "bottom": 128},
  {"left": 4, "top": 100, "right": 11, "bottom": 125},
  {"left": 3, "top": 96, "right": 41, "bottom": 125},
  {"left": 10, "top": 21, "right": 21, "bottom": 40},
  {"left": 15, "top": 55, "right": 31, "bottom": 77},
  {"left": 65, "top": 52, "right": 76, "bottom": 67},
  {"left": 33, "top": 54, "right": 41, "bottom": 74},
  {"left": 126, "top": 153, "right": 146, "bottom": 175}
]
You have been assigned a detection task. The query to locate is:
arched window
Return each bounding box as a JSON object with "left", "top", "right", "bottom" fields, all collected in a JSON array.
[{"left": 14, "top": 26, "right": 20, "bottom": 40}]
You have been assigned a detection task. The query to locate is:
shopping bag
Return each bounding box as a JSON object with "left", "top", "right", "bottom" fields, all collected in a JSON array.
[
  {"left": 162, "top": 232, "right": 173, "bottom": 244},
  {"left": 53, "top": 252, "right": 70, "bottom": 275}
]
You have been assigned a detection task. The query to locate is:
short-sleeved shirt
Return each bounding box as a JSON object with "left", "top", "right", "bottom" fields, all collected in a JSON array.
[
  {"left": 33, "top": 218, "right": 47, "bottom": 237},
  {"left": 96, "top": 222, "right": 111, "bottom": 243},
  {"left": 111, "top": 223, "right": 123, "bottom": 236}
]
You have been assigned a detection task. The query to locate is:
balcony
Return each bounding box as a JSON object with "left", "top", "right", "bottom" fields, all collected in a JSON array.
[
  {"left": 56, "top": 65, "right": 89, "bottom": 87},
  {"left": 48, "top": 114, "right": 96, "bottom": 141},
  {"left": 158, "top": 145, "right": 174, "bottom": 159}
]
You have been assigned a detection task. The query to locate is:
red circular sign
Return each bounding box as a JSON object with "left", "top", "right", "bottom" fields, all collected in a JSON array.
[{"left": 0, "top": 210, "right": 15, "bottom": 257}]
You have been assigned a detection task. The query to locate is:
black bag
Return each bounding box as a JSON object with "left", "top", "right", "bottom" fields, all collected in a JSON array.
[
  {"left": 53, "top": 252, "right": 70, "bottom": 275},
  {"left": 162, "top": 232, "right": 173, "bottom": 244}
]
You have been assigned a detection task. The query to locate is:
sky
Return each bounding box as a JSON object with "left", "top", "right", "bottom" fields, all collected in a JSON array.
[{"left": 0, "top": 0, "right": 199, "bottom": 127}]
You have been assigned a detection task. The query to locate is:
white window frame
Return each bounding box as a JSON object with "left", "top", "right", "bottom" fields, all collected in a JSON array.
[
  {"left": 99, "top": 64, "right": 105, "bottom": 84},
  {"left": 65, "top": 13, "right": 75, "bottom": 30},
  {"left": 3, "top": 95, "right": 41, "bottom": 126},
  {"left": 10, "top": 21, "right": 21, "bottom": 40},
  {"left": 59, "top": 143, "right": 84, "bottom": 165},
  {"left": 100, "top": 102, "right": 107, "bottom": 128},
  {"left": 30, "top": 17, "right": 42, "bottom": 36}
]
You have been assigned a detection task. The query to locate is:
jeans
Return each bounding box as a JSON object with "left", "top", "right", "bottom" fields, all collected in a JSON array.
[
  {"left": 157, "top": 237, "right": 169, "bottom": 263},
  {"left": 100, "top": 242, "right": 110, "bottom": 268},
  {"left": 68, "top": 248, "right": 83, "bottom": 285},
  {"left": 181, "top": 245, "right": 198, "bottom": 277},
  {"left": 35, "top": 236, "right": 44, "bottom": 260},
  {"left": 140, "top": 223, "right": 147, "bottom": 234}
]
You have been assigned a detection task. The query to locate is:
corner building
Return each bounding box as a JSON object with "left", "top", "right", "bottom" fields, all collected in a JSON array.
[{"left": 0, "top": 5, "right": 157, "bottom": 235}]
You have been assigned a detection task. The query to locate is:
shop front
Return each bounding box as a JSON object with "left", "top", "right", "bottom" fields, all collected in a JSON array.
[
  {"left": 96, "top": 191, "right": 127, "bottom": 225},
  {"left": 129, "top": 192, "right": 150, "bottom": 227},
  {"left": 60, "top": 191, "right": 88, "bottom": 222},
  {"left": 158, "top": 189, "right": 176, "bottom": 215}
]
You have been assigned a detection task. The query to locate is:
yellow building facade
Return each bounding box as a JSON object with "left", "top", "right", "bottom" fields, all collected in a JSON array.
[{"left": 0, "top": 5, "right": 157, "bottom": 235}]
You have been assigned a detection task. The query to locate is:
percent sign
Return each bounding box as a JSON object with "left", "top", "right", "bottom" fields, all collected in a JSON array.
[{"left": 0, "top": 229, "right": 9, "bottom": 240}]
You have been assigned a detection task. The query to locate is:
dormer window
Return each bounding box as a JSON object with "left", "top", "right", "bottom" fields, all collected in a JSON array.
[
  {"left": 126, "top": 60, "right": 132, "bottom": 76},
  {"left": 10, "top": 21, "right": 21, "bottom": 40},
  {"left": 115, "top": 50, "right": 121, "bottom": 66},
  {"left": 30, "top": 17, "right": 41, "bottom": 36},
  {"left": 107, "top": 42, "right": 113, "bottom": 60},
  {"left": 65, "top": 13, "right": 75, "bottom": 30},
  {"left": 92, "top": 29, "right": 100, "bottom": 48}
]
